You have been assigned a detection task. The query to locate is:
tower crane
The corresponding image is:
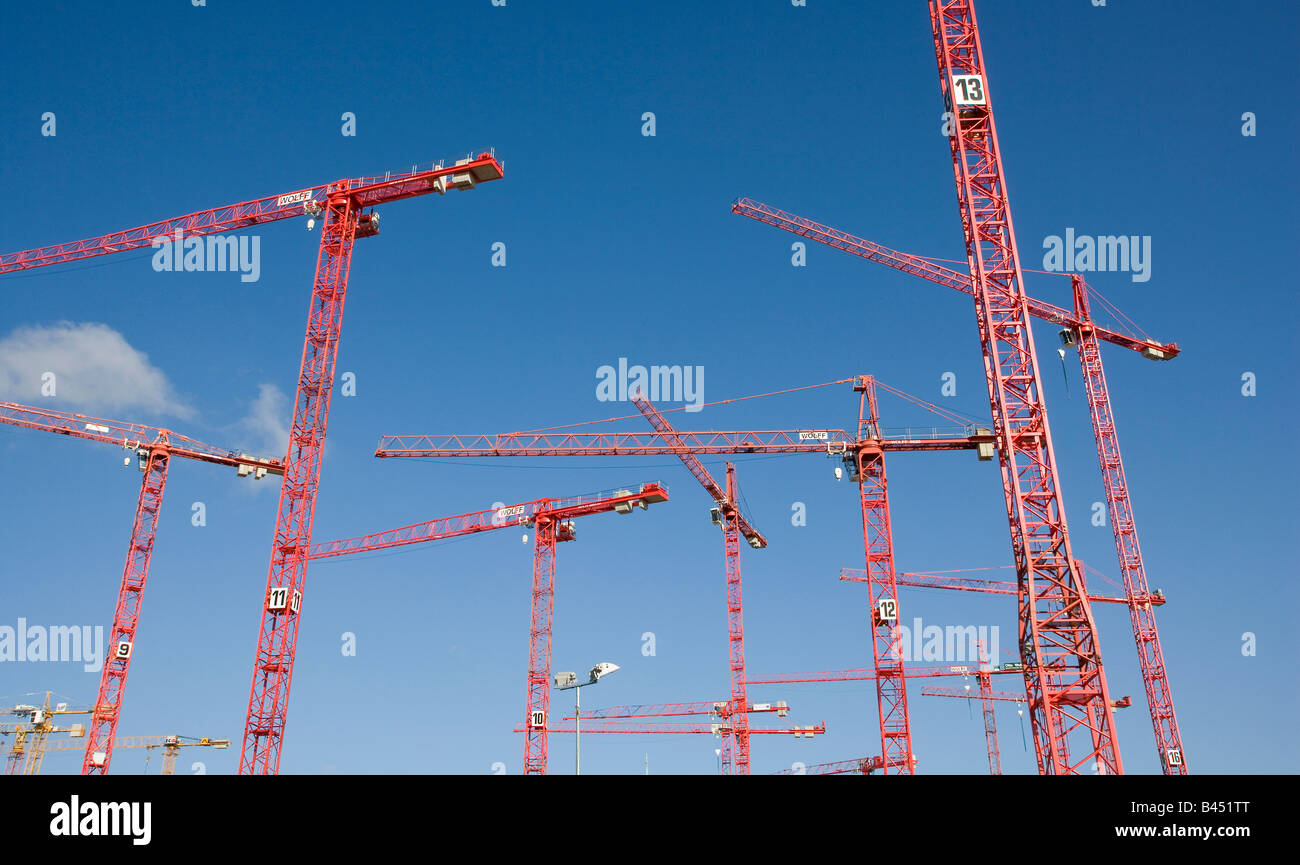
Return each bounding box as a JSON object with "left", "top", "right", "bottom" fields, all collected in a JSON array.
[
  {"left": 525, "top": 718, "right": 825, "bottom": 774},
  {"left": 13, "top": 734, "right": 231, "bottom": 775},
  {"left": 883, "top": 569, "right": 1165, "bottom": 608},
  {"left": 374, "top": 392, "right": 992, "bottom": 460},
  {"left": 376, "top": 376, "right": 993, "bottom": 774},
  {"left": 733, "top": 1, "right": 1144, "bottom": 775},
  {"left": 3, "top": 693, "right": 91, "bottom": 776},
  {"left": 628, "top": 389, "right": 764, "bottom": 775},
  {"left": 566, "top": 699, "right": 790, "bottom": 722},
  {"left": 0, "top": 150, "right": 505, "bottom": 774},
  {"left": 929, "top": 0, "right": 1126, "bottom": 770},
  {"left": 746, "top": 662, "right": 1023, "bottom": 686},
  {"left": 306, "top": 483, "right": 668, "bottom": 774},
  {"left": 775, "top": 756, "right": 899, "bottom": 775},
  {"left": 0, "top": 402, "right": 281, "bottom": 774},
  {"left": 751, "top": 658, "right": 1019, "bottom": 774},
  {"left": 753, "top": 663, "right": 1021, "bottom": 776},
  {"left": 924, "top": 673, "right": 1134, "bottom": 776},
  {"left": 560, "top": 698, "right": 815, "bottom": 772},
  {"left": 732, "top": 199, "right": 1176, "bottom": 360},
  {"left": 849, "top": 376, "right": 914, "bottom": 774},
  {"left": 923, "top": 672, "right": 1016, "bottom": 776},
  {"left": 920, "top": 640, "right": 1010, "bottom": 775},
  {"left": 733, "top": 199, "right": 1183, "bottom": 774}
]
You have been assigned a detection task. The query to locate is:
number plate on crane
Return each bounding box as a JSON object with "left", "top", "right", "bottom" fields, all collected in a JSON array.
[
  {"left": 267, "top": 586, "right": 289, "bottom": 612},
  {"left": 877, "top": 598, "right": 898, "bottom": 623},
  {"left": 951, "top": 74, "right": 987, "bottom": 106}
]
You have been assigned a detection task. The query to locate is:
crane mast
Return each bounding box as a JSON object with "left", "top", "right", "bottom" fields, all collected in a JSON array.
[
  {"left": 89, "top": 448, "right": 168, "bottom": 775},
  {"left": 980, "top": 671, "right": 1002, "bottom": 776},
  {"left": 1070, "top": 277, "right": 1185, "bottom": 773},
  {"left": 523, "top": 516, "right": 562, "bottom": 774},
  {"left": 931, "top": 0, "right": 1120, "bottom": 774},
  {"left": 242, "top": 189, "right": 359, "bottom": 774},
  {"left": 853, "top": 378, "right": 915, "bottom": 773},
  {"left": 717, "top": 464, "right": 749, "bottom": 774}
]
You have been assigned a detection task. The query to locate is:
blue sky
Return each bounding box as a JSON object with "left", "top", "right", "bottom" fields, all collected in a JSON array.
[{"left": 0, "top": 0, "right": 1295, "bottom": 774}]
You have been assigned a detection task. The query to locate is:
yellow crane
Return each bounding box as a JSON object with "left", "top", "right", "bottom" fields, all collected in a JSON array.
[
  {"left": 33, "top": 735, "right": 232, "bottom": 775},
  {"left": 1, "top": 693, "right": 229, "bottom": 775},
  {"left": 2, "top": 692, "right": 92, "bottom": 776}
]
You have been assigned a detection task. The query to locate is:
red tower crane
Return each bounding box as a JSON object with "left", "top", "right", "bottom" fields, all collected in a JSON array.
[
  {"left": 921, "top": 639, "right": 1009, "bottom": 775},
  {"left": 751, "top": 662, "right": 1020, "bottom": 775},
  {"left": 565, "top": 699, "right": 803, "bottom": 727},
  {"left": 375, "top": 418, "right": 989, "bottom": 459},
  {"left": 539, "top": 720, "right": 823, "bottom": 737},
  {"left": 922, "top": 674, "right": 1021, "bottom": 776},
  {"left": 375, "top": 377, "right": 976, "bottom": 774},
  {"left": 929, "top": 0, "right": 1122, "bottom": 773},
  {"left": 925, "top": 677, "right": 1133, "bottom": 776},
  {"left": 732, "top": 200, "right": 1176, "bottom": 360},
  {"left": 566, "top": 700, "right": 789, "bottom": 722},
  {"left": 732, "top": 202, "right": 1183, "bottom": 774},
  {"left": 922, "top": 684, "right": 1025, "bottom": 703},
  {"left": 850, "top": 377, "right": 914, "bottom": 774},
  {"left": 0, "top": 150, "right": 506, "bottom": 773},
  {"left": 532, "top": 718, "right": 826, "bottom": 764},
  {"left": 628, "top": 390, "right": 765, "bottom": 775},
  {"left": 306, "top": 483, "right": 668, "bottom": 774},
  {"left": 734, "top": 1, "right": 1138, "bottom": 775},
  {"left": 558, "top": 699, "right": 818, "bottom": 770},
  {"left": 746, "top": 662, "right": 1022, "bottom": 686},
  {"left": 883, "top": 569, "right": 1165, "bottom": 608},
  {"left": 775, "top": 756, "right": 895, "bottom": 775},
  {"left": 0, "top": 402, "right": 282, "bottom": 774}
]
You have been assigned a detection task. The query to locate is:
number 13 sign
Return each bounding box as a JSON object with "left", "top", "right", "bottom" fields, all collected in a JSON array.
[{"left": 951, "top": 74, "right": 986, "bottom": 106}]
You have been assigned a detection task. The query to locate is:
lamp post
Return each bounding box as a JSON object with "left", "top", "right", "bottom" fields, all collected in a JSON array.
[{"left": 554, "top": 662, "right": 619, "bottom": 775}]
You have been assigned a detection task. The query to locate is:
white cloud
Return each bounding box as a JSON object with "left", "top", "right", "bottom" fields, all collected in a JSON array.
[
  {"left": 235, "top": 383, "right": 290, "bottom": 459},
  {"left": 0, "top": 322, "right": 193, "bottom": 419}
]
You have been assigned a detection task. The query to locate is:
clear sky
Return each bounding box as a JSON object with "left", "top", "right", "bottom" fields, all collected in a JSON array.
[{"left": 0, "top": 0, "right": 1295, "bottom": 775}]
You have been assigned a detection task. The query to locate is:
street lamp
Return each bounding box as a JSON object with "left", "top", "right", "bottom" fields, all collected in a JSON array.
[{"left": 554, "top": 662, "right": 619, "bottom": 775}]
